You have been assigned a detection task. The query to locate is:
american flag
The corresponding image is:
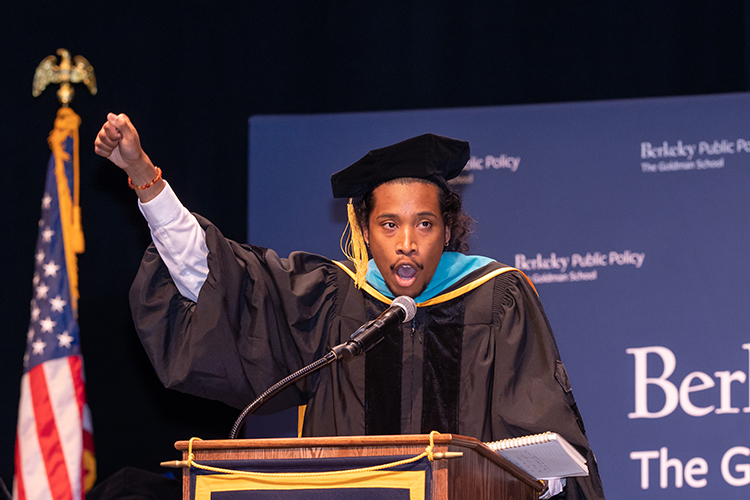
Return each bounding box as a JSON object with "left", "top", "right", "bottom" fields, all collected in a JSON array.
[{"left": 14, "top": 110, "right": 95, "bottom": 500}]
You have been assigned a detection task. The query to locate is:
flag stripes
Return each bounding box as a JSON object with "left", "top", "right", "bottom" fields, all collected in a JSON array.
[{"left": 14, "top": 108, "right": 94, "bottom": 500}]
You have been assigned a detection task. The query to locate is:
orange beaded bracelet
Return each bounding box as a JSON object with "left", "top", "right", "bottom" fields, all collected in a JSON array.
[{"left": 128, "top": 167, "right": 162, "bottom": 190}]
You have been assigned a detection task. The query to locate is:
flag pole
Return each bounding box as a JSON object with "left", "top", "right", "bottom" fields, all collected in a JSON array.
[{"left": 14, "top": 48, "right": 98, "bottom": 500}]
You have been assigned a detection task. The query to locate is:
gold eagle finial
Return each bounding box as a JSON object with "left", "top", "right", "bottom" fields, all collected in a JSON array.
[{"left": 33, "top": 49, "right": 97, "bottom": 106}]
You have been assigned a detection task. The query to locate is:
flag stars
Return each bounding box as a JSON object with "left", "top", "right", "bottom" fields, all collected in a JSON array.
[
  {"left": 31, "top": 305, "right": 40, "bottom": 322},
  {"left": 43, "top": 261, "right": 60, "bottom": 278},
  {"left": 35, "top": 250, "right": 45, "bottom": 264},
  {"left": 39, "top": 316, "right": 56, "bottom": 333},
  {"left": 57, "top": 331, "right": 74, "bottom": 348},
  {"left": 41, "top": 193, "right": 52, "bottom": 209},
  {"left": 42, "top": 227, "right": 55, "bottom": 243},
  {"left": 35, "top": 283, "right": 49, "bottom": 300},
  {"left": 31, "top": 339, "right": 47, "bottom": 355},
  {"left": 49, "top": 296, "right": 66, "bottom": 313},
  {"left": 27, "top": 327, "right": 35, "bottom": 342}
]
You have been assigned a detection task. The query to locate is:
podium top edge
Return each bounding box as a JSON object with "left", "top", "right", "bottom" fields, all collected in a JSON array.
[
  {"left": 174, "top": 433, "right": 541, "bottom": 490},
  {"left": 174, "top": 433, "right": 483, "bottom": 451}
]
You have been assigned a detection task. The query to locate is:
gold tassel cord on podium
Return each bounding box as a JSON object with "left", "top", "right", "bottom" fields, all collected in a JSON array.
[{"left": 174, "top": 431, "right": 461, "bottom": 480}]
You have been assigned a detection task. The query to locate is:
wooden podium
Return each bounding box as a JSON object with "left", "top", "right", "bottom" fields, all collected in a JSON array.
[{"left": 174, "top": 434, "right": 543, "bottom": 500}]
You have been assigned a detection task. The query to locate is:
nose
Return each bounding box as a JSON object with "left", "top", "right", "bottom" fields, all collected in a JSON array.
[{"left": 396, "top": 227, "right": 417, "bottom": 255}]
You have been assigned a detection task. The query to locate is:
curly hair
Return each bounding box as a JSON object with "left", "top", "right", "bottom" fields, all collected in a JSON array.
[{"left": 352, "top": 178, "right": 474, "bottom": 254}]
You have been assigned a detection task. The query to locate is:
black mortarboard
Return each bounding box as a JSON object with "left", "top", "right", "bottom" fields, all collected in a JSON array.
[
  {"left": 330, "top": 133, "right": 470, "bottom": 199},
  {"left": 331, "top": 133, "right": 470, "bottom": 290}
]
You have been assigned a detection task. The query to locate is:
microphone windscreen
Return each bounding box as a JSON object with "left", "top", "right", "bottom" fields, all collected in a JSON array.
[{"left": 392, "top": 296, "right": 417, "bottom": 322}]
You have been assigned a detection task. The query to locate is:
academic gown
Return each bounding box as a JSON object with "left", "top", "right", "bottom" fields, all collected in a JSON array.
[{"left": 130, "top": 215, "right": 605, "bottom": 500}]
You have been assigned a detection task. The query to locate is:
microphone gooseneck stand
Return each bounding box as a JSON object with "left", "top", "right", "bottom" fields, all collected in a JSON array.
[
  {"left": 228, "top": 350, "right": 337, "bottom": 439},
  {"left": 228, "top": 295, "right": 417, "bottom": 439}
]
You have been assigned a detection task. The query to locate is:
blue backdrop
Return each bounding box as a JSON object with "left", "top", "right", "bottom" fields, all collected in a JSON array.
[{"left": 247, "top": 93, "right": 750, "bottom": 498}]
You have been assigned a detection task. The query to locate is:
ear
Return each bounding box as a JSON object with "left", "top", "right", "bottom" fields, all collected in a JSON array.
[
  {"left": 362, "top": 226, "right": 369, "bottom": 246},
  {"left": 444, "top": 225, "right": 451, "bottom": 247}
]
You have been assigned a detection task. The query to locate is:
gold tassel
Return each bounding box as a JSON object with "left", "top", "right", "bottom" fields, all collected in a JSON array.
[
  {"left": 48, "top": 107, "right": 84, "bottom": 311},
  {"left": 340, "top": 199, "right": 368, "bottom": 288}
]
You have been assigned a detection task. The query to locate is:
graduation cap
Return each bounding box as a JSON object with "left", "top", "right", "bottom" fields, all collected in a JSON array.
[
  {"left": 330, "top": 133, "right": 470, "bottom": 199},
  {"left": 330, "top": 133, "right": 470, "bottom": 289}
]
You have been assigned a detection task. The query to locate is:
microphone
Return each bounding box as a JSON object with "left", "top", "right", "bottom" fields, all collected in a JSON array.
[
  {"left": 229, "top": 295, "right": 417, "bottom": 438},
  {"left": 332, "top": 295, "right": 417, "bottom": 360}
]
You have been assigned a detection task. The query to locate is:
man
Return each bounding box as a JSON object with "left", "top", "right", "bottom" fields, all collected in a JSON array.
[{"left": 95, "top": 113, "right": 604, "bottom": 499}]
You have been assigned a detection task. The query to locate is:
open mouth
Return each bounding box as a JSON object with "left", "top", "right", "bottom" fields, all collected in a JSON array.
[{"left": 394, "top": 264, "right": 419, "bottom": 288}]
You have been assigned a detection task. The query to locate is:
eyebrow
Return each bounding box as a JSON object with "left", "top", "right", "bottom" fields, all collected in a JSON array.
[{"left": 375, "top": 211, "right": 439, "bottom": 219}]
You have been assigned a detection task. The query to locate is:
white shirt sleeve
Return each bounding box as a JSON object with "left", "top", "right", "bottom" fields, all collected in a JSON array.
[
  {"left": 137, "top": 180, "right": 209, "bottom": 302},
  {"left": 539, "top": 478, "right": 565, "bottom": 499}
]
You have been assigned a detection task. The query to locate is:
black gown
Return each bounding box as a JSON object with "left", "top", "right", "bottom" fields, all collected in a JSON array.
[{"left": 130, "top": 215, "right": 605, "bottom": 499}]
